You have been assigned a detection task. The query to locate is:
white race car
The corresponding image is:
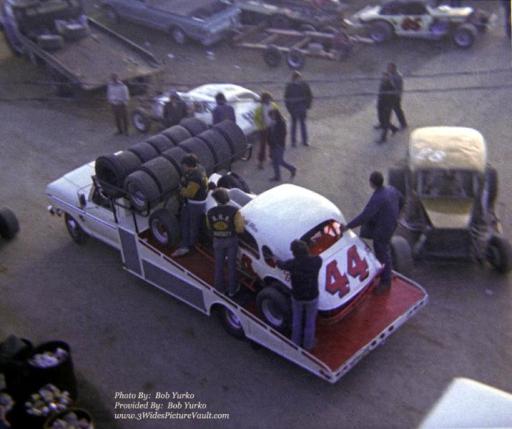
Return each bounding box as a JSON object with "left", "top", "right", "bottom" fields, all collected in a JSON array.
[{"left": 132, "top": 83, "right": 259, "bottom": 138}]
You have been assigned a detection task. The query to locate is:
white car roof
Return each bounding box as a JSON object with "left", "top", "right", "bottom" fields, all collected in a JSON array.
[
  {"left": 185, "top": 84, "right": 258, "bottom": 102},
  {"left": 240, "top": 184, "right": 345, "bottom": 258}
]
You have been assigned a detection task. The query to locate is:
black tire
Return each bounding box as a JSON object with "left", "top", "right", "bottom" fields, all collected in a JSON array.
[
  {"left": 140, "top": 156, "right": 181, "bottom": 196},
  {"left": 197, "top": 129, "right": 233, "bottom": 171},
  {"left": 104, "top": 6, "right": 120, "bottom": 23},
  {"left": 146, "top": 134, "right": 175, "bottom": 154},
  {"left": 368, "top": 21, "right": 393, "bottom": 43},
  {"left": 149, "top": 208, "right": 180, "bottom": 247},
  {"left": 132, "top": 109, "right": 151, "bottom": 133},
  {"left": 287, "top": 48, "right": 305, "bottom": 70},
  {"left": 388, "top": 168, "right": 406, "bottom": 196},
  {"left": 485, "top": 166, "right": 498, "bottom": 210},
  {"left": 486, "top": 235, "right": 512, "bottom": 273},
  {"left": 95, "top": 151, "right": 141, "bottom": 198},
  {"left": 179, "top": 137, "right": 216, "bottom": 176},
  {"left": 217, "top": 173, "right": 251, "bottom": 193},
  {"left": 179, "top": 117, "right": 208, "bottom": 136},
  {"left": 124, "top": 170, "right": 161, "bottom": 212},
  {"left": 263, "top": 45, "right": 282, "bottom": 68},
  {"left": 64, "top": 213, "right": 88, "bottom": 245},
  {"left": 270, "top": 14, "right": 290, "bottom": 29},
  {"left": 162, "top": 125, "right": 192, "bottom": 145},
  {"left": 256, "top": 286, "right": 291, "bottom": 332},
  {"left": 171, "top": 27, "right": 187, "bottom": 45},
  {"left": 161, "top": 146, "right": 189, "bottom": 175},
  {"left": 127, "top": 142, "right": 159, "bottom": 163},
  {"left": 213, "top": 120, "right": 248, "bottom": 161},
  {"left": 0, "top": 208, "right": 19, "bottom": 239},
  {"left": 452, "top": 23, "right": 477, "bottom": 49},
  {"left": 218, "top": 306, "right": 245, "bottom": 339},
  {"left": 37, "top": 35, "right": 64, "bottom": 51},
  {"left": 390, "top": 235, "right": 413, "bottom": 275}
]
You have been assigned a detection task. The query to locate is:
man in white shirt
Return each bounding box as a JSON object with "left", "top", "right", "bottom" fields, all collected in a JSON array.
[{"left": 107, "top": 73, "right": 130, "bottom": 135}]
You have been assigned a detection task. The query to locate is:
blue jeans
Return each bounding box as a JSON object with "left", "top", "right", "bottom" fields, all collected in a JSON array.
[
  {"left": 290, "top": 112, "right": 307, "bottom": 146},
  {"left": 213, "top": 237, "right": 238, "bottom": 294},
  {"left": 270, "top": 145, "right": 295, "bottom": 180},
  {"left": 180, "top": 201, "right": 205, "bottom": 249},
  {"left": 291, "top": 296, "right": 318, "bottom": 350},
  {"left": 373, "top": 240, "right": 392, "bottom": 284}
]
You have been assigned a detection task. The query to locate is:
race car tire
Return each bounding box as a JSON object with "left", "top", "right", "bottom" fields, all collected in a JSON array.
[
  {"left": 197, "top": 129, "right": 233, "bottom": 171},
  {"left": 217, "top": 306, "right": 246, "bottom": 339},
  {"left": 390, "top": 235, "right": 413, "bottom": 275},
  {"left": 0, "top": 208, "right": 19, "bottom": 240},
  {"left": 270, "top": 14, "right": 290, "bottom": 29},
  {"left": 388, "top": 167, "right": 406, "bottom": 196},
  {"left": 95, "top": 151, "right": 142, "bottom": 198},
  {"left": 127, "top": 142, "right": 159, "bottom": 163},
  {"left": 132, "top": 109, "right": 152, "bottom": 134},
  {"left": 217, "top": 172, "right": 251, "bottom": 193},
  {"left": 179, "top": 117, "right": 208, "bottom": 136},
  {"left": 64, "top": 213, "right": 88, "bottom": 245},
  {"left": 161, "top": 146, "right": 189, "bottom": 175},
  {"left": 149, "top": 208, "right": 180, "bottom": 248},
  {"left": 368, "top": 21, "right": 393, "bottom": 43},
  {"left": 124, "top": 170, "right": 161, "bottom": 212},
  {"left": 287, "top": 48, "right": 305, "bottom": 70},
  {"left": 104, "top": 6, "right": 120, "bottom": 23},
  {"left": 452, "top": 23, "right": 477, "bottom": 49},
  {"left": 162, "top": 125, "right": 192, "bottom": 145},
  {"left": 171, "top": 27, "right": 187, "bottom": 45},
  {"left": 485, "top": 235, "right": 512, "bottom": 274},
  {"left": 146, "top": 134, "right": 175, "bottom": 154},
  {"left": 485, "top": 166, "right": 498, "bottom": 210},
  {"left": 140, "top": 156, "right": 181, "bottom": 196},
  {"left": 213, "top": 120, "right": 248, "bottom": 161},
  {"left": 180, "top": 137, "right": 216, "bottom": 176},
  {"left": 256, "top": 286, "right": 291, "bottom": 333},
  {"left": 263, "top": 45, "right": 282, "bottom": 68}
]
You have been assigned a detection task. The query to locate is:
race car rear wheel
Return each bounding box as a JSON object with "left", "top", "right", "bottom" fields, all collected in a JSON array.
[
  {"left": 390, "top": 235, "right": 413, "bottom": 275},
  {"left": 0, "top": 208, "right": 19, "bottom": 240},
  {"left": 132, "top": 109, "right": 151, "bottom": 134},
  {"left": 452, "top": 24, "right": 477, "bottom": 49},
  {"left": 486, "top": 235, "right": 512, "bottom": 274},
  {"left": 256, "top": 286, "right": 291, "bottom": 333},
  {"left": 149, "top": 209, "right": 180, "bottom": 248},
  {"left": 368, "top": 21, "right": 393, "bottom": 43},
  {"left": 65, "top": 213, "right": 88, "bottom": 245},
  {"left": 218, "top": 306, "right": 246, "bottom": 339}
]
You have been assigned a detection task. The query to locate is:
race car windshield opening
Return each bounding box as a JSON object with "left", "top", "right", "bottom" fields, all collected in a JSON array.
[{"left": 301, "top": 220, "right": 342, "bottom": 256}]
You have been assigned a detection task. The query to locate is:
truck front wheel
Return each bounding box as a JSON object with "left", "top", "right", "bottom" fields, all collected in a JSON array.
[
  {"left": 256, "top": 286, "right": 291, "bottom": 333},
  {"left": 65, "top": 213, "right": 88, "bottom": 245}
]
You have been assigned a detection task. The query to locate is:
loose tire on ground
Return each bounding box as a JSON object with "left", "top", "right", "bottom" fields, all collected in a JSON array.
[
  {"left": 390, "top": 235, "right": 413, "bottom": 275},
  {"left": 127, "top": 142, "right": 159, "bottom": 163},
  {"left": 162, "top": 125, "right": 192, "bottom": 145},
  {"left": 197, "top": 129, "right": 233, "bottom": 171},
  {"left": 486, "top": 235, "right": 512, "bottom": 273},
  {"left": 263, "top": 45, "right": 282, "bottom": 68},
  {"left": 161, "top": 146, "right": 189, "bottom": 175},
  {"left": 368, "top": 21, "right": 393, "bottom": 43},
  {"left": 452, "top": 23, "right": 477, "bottom": 49},
  {"left": 132, "top": 109, "right": 152, "bottom": 133},
  {"left": 0, "top": 208, "right": 19, "bottom": 239},
  {"left": 64, "top": 213, "right": 88, "bottom": 245},
  {"left": 256, "top": 286, "right": 291, "bottom": 333},
  {"left": 213, "top": 120, "right": 248, "bottom": 161},
  {"left": 95, "top": 151, "right": 141, "bottom": 198},
  {"left": 146, "top": 134, "right": 175, "bottom": 154},
  {"left": 388, "top": 167, "right": 407, "bottom": 196},
  {"left": 218, "top": 306, "right": 246, "bottom": 339},
  {"left": 140, "top": 156, "right": 181, "bottom": 196},
  {"left": 179, "top": 137, "right": 216, "bottom": 175},
  {"left": 179, "top": 118, "right": 208, "bottom": 136},
  {"left": 124, "top": 170, "right": 161, "bottom": 212},
  {"left": 149, "top": 208, "right": 180, "bottom": 247}
]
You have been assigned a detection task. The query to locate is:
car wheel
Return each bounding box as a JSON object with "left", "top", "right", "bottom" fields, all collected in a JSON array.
[
  {"left": 390, "top": 235, "right": 413, "bottom": 275},
  {"left": 0, "top": 208, "right": 19, "bottom": 239},
  {"left": 104, "top": 6, "right": 120, "bottom": 24},
  {"left": 485, "top": 235, "right": 512, "bottom": 274},
  {"left": 287, "top": 48, "right": 305, "bottom": 70},
  {"left": 161, "top": 146, "right": 189, "bottom": 175},
  {"left": 132, "top": 109, "right": 151, "bottom": 133},
  {"left": 127, "top": 142, "right": 159, "bottom": 163},
  {"left": 124, "top": 170, "right": 161, "bottom": 212},
  {"left": 65, "top": 213, "right": 88, "bottom": 245},
  {"left": 171, "top": 27, "right": 187, "bottom": 45},
  {"left": 263, "top": 45, "right": 282, "bottom": 68},
  {"left": 180, "top": 137, "right": 216, "bottom": 176},
  {"left": 256, "top": 286, "right": 291, "bottom": 333},
  {"left": 368, "top": 21, "right": 393, "bottom": 43},
  {"left": 218, "top": 306, "right": 246, "bottom": 339},
  {"left": 388, "top": 168, "right": 406, "bottom": 196},
  {"left": 452, "top": 23, "right": 477, "bottom": 49},
  {"left": 149, "top": 208, "right": 180, "bottom": 247},
  {"left": 140, "top": 157, "right": 181, "bottom": 196},
  {"left": 146, "top": 134, "right": 175, "bottom": 154},
  {"left": 95, "top": 151, "right": 142, "bottom": 198}
]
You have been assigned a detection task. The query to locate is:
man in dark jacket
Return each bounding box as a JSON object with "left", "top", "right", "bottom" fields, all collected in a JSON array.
[
  {"left": 387, "top": 63, "right": 407, "bottom": 130},
  {"left": 163, "top": 91, "right": 188, "bottom": 128},
  {"left": 212, "top": 92, "right": 236, "bottom": 124},
  {"left": 276, "top": 240, "right": 322, "bottom": 350},
  {"left": 268, "top": 109, "right": 297, "bottom": 181},
  {"left": 284, "top": 71, "right": 313, "bottom": 147},
  {"left": 375, "top": 72, "right": 399, "bottom": 144},
  {"left": 341, "top": 171, "right": 403, "bottom": 294}
]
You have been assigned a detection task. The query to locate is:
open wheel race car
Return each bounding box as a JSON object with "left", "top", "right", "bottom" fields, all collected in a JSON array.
[{"left": 389, "top": 127, "right": 512, "bottom": 273}]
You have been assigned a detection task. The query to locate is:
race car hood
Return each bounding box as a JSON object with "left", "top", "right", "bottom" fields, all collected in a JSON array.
[
  {"left": 431, "top": 5, "right": 473, "bottom": 19},
  {"left": 421, "top": 198, "right": 473, "bottom": 229}
]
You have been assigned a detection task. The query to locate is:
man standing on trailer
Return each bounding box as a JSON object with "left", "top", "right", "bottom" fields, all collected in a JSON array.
[
  {"left": 207, "top": 188, "right": 245, "bottom": 297},
  {"left": 107, "top": 73, "right": 130, "bottom": 135}
]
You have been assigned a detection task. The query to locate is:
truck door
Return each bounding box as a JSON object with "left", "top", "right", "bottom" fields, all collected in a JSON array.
[{"left": 83, "top": 186, "right": 120, "bottom": 248}]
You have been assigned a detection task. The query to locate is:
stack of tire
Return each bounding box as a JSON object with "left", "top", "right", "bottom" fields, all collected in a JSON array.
[{"left": 95, "top": 118, "right": 248, "bottom": 214}]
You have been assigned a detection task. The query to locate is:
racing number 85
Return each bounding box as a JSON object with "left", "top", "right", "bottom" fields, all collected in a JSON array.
[{"left": 325, "top": 245, "right": 369, "bottom": 298}]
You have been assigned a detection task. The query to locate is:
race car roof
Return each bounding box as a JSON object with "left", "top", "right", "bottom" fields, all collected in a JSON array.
[
  {"left": 409, "top": 127, "right": 487, "bottom": 172},
  {"left": 185, "top": 84, "right": 258, "bottom": 102},
  {"left": 240, "top": 184, "right": 345, "bottom": 258}
]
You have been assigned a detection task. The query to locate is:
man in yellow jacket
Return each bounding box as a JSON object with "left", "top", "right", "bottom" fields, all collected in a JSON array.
[{"left": 254, "top": 92, "right": 279, "bottom": 170}]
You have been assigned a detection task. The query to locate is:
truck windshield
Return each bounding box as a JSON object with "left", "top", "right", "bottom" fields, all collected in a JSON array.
[{"left": 301, "top": 220, "right": 342, "bottom": 256}]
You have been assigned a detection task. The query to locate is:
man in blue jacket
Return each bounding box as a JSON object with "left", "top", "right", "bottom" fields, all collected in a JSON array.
[{"left": 341, "top": 171, "right": 404, "bottom": 294}]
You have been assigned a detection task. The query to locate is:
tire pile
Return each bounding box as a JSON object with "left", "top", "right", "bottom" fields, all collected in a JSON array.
[{"left": 95, "top": 118, "right": 248, "bottom": 212}]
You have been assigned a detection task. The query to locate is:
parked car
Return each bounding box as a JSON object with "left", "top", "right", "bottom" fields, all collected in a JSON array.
[
  {"left": 389, "top": 126, "right": 512, "bottom": 273},
  {"left": 0, "top": 207, "right": 19, "bottom": 240},
  {"left": 349, "top": 0, "right": 492, "bottom": 48},
  {"left": 101, "top": 0, "right": 241, "bottom": 46}
]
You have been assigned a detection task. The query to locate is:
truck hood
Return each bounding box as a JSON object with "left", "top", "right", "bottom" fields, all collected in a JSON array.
[
  {"left": 46, "top": 162, "right": 94, "bottom": 204},
  {"left": 421, "top": 198, "right": 473, "bottom": 229}
]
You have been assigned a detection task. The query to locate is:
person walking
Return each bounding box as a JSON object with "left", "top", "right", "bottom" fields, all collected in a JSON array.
[
  {"left": 387, "top": 63, "right": 407, "bottom": 130},
  {"left": 254, "top": 92, "right": 279, "bottom": 170},
  {"left": 276, "top": 240, "right": 322, "bottom": 350},
  {"left": 341, "top": 171, "right": 404, "bottom": 295},
  {"left": 172, "top": 154, "right": 208, "bottom": 258},
  {"left": 107, "top": 73, "right": 130, "bottom": 135},
  {"left": 375, "top": 72, "right": 398, "bottom": 144},
  {"left": 212, "top": 92, "right": 236, "bottom": 124},
  {"left": 207, "top": 188, "right": 245, "bottom": 297},
  {"left": 163, "top": 91, "right": 188, "bottom": 128},
  {"left": 501, "top": 0, "right": 511, "bottom": 38},
  {"left": 284, "top": 71, "right": 313, "bottom": 147},
  {"left": 268, "top": 109, "right": 297, "bottom": 182}
]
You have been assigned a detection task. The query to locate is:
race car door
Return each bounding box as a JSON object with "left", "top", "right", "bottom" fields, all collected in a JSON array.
[{"left": 395, "top": 1, "right": 433, "bottom": 37}]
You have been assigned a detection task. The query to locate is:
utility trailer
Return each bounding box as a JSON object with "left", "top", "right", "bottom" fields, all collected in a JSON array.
[{"left": 1, "top": 0, "right": 160, "bottom": 94}]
